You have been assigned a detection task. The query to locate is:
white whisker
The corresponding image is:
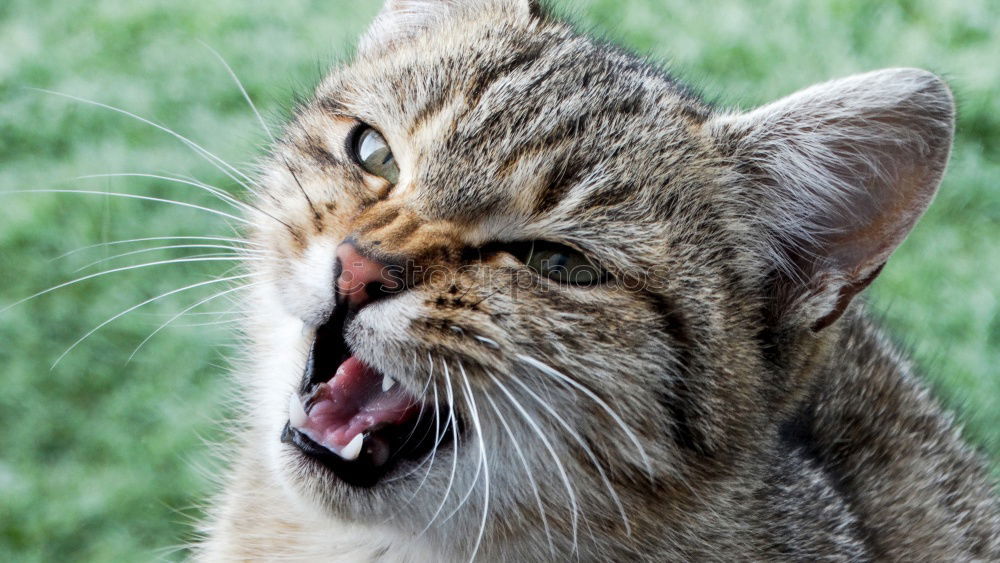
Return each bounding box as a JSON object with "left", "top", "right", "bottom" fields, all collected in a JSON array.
[
  {"left": 384, "top": 368, "right": 438, "bottom": 468},
  {"left": 51, "top": 235, "right": 260, "bottom": 262},
  {"left": 418, "top": 377, "right": 444, "bottom": 491},
  {"left": 78, "top": 172, "right": 251, "bottom": 214},
  {"left": 508, "top": 372, "right": 631, "bottom": 536},
  {"left": 52, "top": 273, "right": 255, "bottom": 368},
  {"left": 127, "top": 280, "right": 262, "bottom": 362},
  {"left": 3, "top": 189, "right": 248, "bottom": 225},
  {"left": 168, "top": 319, "right": 240, "bottom": 329},
  {"left": 458, "top": 363, "right": 490, "bottom": 563},
  {"left": 1, "top": 256, "right": 247, "bottom": 315},
  {"left": 153, "top": 310, "right": 240, "bottom": 319},
  {"left": 200, "top": 41, "right": 276, "bottom": 144},
  {"left": 517, "top": 354, "right": 654, "bottom": 481},
  {"left": 488, "top": 373, "right": 580, "bottom": 556},
  {"left": 421, "top": 356, "right": 460, "bottom": 535},
  {"left": 30, "top": 89, "right": 260, "bottom": 197},
  {"left": 442, "top": 369, "right": 483, "bottom": 524},
  {"left": 74, "top": 244, "right": 256, "bottom": 273},
  {"left": 483, "top": 392, "right": 555, "bottom": 556},
  {"left": 78, "top": 172, "right": 297, "bottom": 230},
  {"left": 81, "top": 171, "right": 238, "bottom": 205},
  {"left": 379, "top": 383, "right": 451, "bottom": 526},
  {"left": 386, "top": 361, "right": 443, "bottom": 490}
]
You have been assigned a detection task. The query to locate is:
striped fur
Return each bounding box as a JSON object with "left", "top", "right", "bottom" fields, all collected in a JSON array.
[{"left": 197, "top": 1, "right": 999, "bottom": 560}]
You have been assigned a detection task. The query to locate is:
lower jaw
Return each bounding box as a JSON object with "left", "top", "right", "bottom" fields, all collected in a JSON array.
[
  {"left": 278, "top": 439, "right": 461, "bottom": 529},
  {"left": 281, "top": 410, "right": 457, "bottom": 489}
]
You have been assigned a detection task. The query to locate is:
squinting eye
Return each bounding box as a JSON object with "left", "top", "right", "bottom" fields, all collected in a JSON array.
[
  {"left": 523, "top": 242, "right": 607, "bottom": 286},
  {"left": 351, "top": 126, "right": 400, "bottom": 184}
]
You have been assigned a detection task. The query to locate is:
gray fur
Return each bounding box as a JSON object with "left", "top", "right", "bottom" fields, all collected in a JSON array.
[{"left": 197, "top": 1, "right": 1000, "bottom": 560}]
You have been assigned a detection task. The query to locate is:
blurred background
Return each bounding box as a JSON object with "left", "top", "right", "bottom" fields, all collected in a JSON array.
[{"left": 1, "top": 0, "right": 997, "bottom": 559}]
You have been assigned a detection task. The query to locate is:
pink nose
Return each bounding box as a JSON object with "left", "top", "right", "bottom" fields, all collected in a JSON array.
[{"left": 336, "top": 242, "right": 403, "bottom": 309}]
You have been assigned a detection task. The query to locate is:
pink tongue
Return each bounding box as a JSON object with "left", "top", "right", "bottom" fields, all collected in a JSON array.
[{"left": 298, "top": 356, "right": 419, "bottom": 449}]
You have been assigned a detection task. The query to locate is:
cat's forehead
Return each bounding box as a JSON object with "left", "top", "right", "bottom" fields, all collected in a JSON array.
[{"left": 295, "top": 18, "right": 712, "bottom": 235}]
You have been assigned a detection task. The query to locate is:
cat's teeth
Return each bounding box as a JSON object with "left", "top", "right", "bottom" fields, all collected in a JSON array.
[
  {"left": 288, "top": 393, "right": 308, "bottom": 428},
  {"left": 340, "top": 433, "right": 365, "bottom": 462},
  {"left": 382, "top": 374, "right": 397, "bottom": 392}
]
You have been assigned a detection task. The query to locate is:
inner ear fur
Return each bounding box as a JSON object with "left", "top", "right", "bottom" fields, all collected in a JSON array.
[{"left": 709, "top": 68, "right": 955, "bottom": 331}]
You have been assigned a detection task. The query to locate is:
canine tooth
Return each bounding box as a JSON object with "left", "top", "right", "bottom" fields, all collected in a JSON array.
[
  {"left": 340, "top": 433, "right": 365, "bottom": 461},
  {"left": 382, "top": 374, "right": 397, "bottom": 392},
  {"left": 288, "top": 393, "right": 308, "bottom": 428}
]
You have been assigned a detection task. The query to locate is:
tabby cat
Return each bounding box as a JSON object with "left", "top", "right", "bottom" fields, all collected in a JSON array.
[{"left": 197, "top": 0, "right": 1000, "bottom": 560}]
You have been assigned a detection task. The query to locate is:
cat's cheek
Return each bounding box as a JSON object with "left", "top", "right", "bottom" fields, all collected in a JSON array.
[
  {"left": 344, "top": 293, "right": 427, "bottom": 377},
  {"left": 246, "top": 281, "right": 331, "bottom": 509},
  {"left": 274, "top": 239, "right": 340, "bottom": 326},
  {"left": 245, "top": 280, "right": 313, "bottom": 429}
]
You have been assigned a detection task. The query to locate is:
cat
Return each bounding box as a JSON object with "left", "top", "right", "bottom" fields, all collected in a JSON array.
[{"left": 196, "top": 0, "right": 1000, "bottom": 560}]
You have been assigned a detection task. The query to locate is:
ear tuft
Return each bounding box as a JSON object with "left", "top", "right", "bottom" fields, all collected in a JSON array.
[{"left": 709, "top": 68, "right": 955, "bottom": 330}]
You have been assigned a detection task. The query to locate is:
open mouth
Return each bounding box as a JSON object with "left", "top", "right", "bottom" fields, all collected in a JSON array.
[{"left": 282, "top": 305, "right": 453, "bottom": 488}]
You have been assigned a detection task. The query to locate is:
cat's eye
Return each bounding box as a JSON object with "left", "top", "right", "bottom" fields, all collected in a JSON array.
[
  {"left": 351, "top": 126, "right": 400, "bottom": 184},
  {"left": 521, "top": 242, "right": 607, "bottom": 286}
]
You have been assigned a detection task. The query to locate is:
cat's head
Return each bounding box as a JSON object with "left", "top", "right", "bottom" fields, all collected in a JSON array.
[{"left": 243, "top": 0, "right": 953, "bottom": 558}]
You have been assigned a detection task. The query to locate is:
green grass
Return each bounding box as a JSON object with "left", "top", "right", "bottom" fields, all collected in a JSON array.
[{"left": 1, "top": 0, "right": 997, "bottom": 560}]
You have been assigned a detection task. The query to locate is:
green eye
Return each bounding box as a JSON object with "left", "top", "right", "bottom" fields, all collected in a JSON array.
[
  {"left": 352, "top": 126, "right": 400, "bottom": 184},
  {"left": 524, "top": 243, "right": 606, "bottom": 286}
]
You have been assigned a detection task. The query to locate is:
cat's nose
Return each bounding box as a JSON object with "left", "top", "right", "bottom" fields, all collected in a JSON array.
[{"left": 335, "top": 241, "right": 405, "bottom": 309}]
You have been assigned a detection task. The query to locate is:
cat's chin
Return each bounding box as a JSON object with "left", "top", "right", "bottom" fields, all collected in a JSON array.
[{"left": 275, "top": 421, "right": 462, "bottom": 526}]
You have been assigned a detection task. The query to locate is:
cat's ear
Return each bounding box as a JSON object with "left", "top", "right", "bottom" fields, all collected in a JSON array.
[
  {"left": 360, "top": 0, "right": 540, "bottom": 53},
  {"left": 708, "top": 68, "right": 954, "bottom": 331}
]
